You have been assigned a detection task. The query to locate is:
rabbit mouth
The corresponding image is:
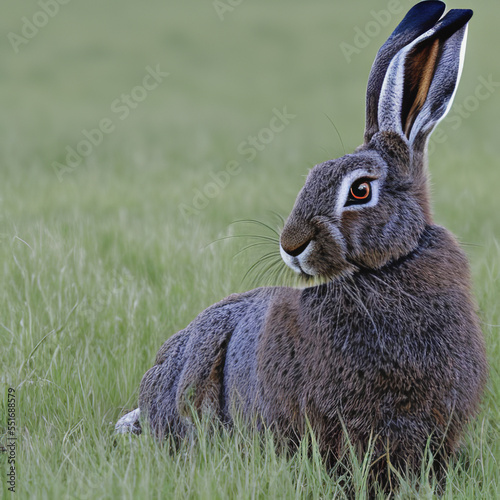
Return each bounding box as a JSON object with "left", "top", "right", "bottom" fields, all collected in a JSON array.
[
  {"left": 280, "top": 240, "right": 316, "bottom": 277},
  {"left": 280, "top": 233, "right": 356, "bottom": 282}
]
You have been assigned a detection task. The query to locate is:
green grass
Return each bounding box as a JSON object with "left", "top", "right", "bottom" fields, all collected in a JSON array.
[{"left": 1, "top": 0, "right": 499, "bottom": 498}]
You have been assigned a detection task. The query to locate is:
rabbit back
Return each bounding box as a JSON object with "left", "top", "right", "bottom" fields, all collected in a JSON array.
[{"left": 138, "top": 287, "right": 286, "bottom": 437}]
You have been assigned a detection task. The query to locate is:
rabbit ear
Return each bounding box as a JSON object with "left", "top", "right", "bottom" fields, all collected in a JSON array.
[
  {"left": 377, "top": 8, "right": 472, "bottom": 152},
  {"left": 364, "top": 1, "right": 446, "bottom": 143}
]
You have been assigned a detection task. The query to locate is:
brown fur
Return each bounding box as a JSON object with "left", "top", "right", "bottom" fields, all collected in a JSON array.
[{"left": 404, "top": 38, "right": 441, "bottom": 136}]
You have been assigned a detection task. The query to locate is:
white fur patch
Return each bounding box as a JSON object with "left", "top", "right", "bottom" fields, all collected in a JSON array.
[
  {"left": 115, "top": 408, "right": 140, "bottom": 434},
  {"left": 442, "top": 25, "right": 468, "bottom": 121},
  {"left": 280, "top": 240, "right": 316, "bottom": 276},
  {"left": 336, "top": 170, "right": 381, "bottom": 215}
]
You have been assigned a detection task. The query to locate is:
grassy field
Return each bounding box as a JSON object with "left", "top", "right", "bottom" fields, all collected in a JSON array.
[{"left": 1, "top": 0, "right": 499, "bottom": 498}]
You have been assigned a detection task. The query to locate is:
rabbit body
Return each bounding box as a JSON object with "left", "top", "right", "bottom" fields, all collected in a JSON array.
[
  {"left": 119, "top": 0, "right": 488, "bottom": 484},
  {"left": 139, "top": 224, "right": 485, "bottom": 472}
]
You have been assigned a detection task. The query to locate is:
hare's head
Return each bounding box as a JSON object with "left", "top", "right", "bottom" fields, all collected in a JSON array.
[{"left": 280, "top": 1, "right": 471, "bottom": 281}]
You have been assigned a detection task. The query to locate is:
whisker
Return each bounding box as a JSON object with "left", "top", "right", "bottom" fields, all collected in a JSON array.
[
  {"left": 457, "top": 239, "right": 482, "bottom": 248},
  {"left": 208, "top": 215, "right": 289, "bottom": 287},
  {"left": 232, "top": 241, "right": 278, "bottom": 259},
  {"left": 247, "top": 262, "right": 280, "bottom": 288},
  {"left": 323, "top": 112, "right": 346, "bottom": 155},
  {"left": 204, "top": 234, "right": 279, "bottom": 249},
  {"left": 241, "top": 252, "right": 282, "bottom": 285},
  {"left": 269, "top": 257, "right": 288, "bottom": 281},
  {"left": 231, "top": 219, "right": 281, "bottom": 238},
  {"left": 249, "top": 257, "right": 285, "bottom": 288},
  {"left": 269, "top": 210, "right": 285, "bottom": 228}
]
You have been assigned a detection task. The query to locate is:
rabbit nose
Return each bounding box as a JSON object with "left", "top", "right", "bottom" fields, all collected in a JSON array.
[
  {"left": 281, "top": 237, "right": 312, "bottom": 257},
  {"left": 280, "top": 218, "right": 314, "bottom": 257}
]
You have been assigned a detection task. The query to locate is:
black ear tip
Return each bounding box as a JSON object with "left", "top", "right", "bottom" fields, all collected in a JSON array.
[
  {"left": 409, "top": 0, "right": 446, "bottom": 11},
  {"left": 462, "top": 8, "right": 473, "bottom": 21},
  {"left": 415, "top": 0, "right": 446, "bottom": 12},
  {"left": 393, "top": 1, "right": 446, "bottom": 37},
  {"left": 438, "top": 8, "right": 473, "bottom": 35},
  {"left": 407, "top": 1, "right": 446, "bottom": 19},
  {"left": 448, "top": 8, "right": 473, "bottom": 21}
]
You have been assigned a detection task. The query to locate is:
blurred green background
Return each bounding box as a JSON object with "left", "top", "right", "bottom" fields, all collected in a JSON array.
[{"left": 1, "top": 0, "right": 499, "bottom": 498}]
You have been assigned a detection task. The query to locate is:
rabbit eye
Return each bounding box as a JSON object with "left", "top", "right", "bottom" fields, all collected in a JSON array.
[{"left": 345, "top": 178, "right": 372, "bottom": 207}]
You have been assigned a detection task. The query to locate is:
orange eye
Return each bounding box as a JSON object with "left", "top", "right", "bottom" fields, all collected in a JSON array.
[
  {"left": 350, "top": 182, "right": 370, "bottom": 199},
  {"left": 345, "top": 178, "right": 373, "bottom": 207}
]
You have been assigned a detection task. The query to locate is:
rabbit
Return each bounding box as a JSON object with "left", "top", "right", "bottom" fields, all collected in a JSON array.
[{"left": 116, "top": 0, "right": 487, "bottom": 487}]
